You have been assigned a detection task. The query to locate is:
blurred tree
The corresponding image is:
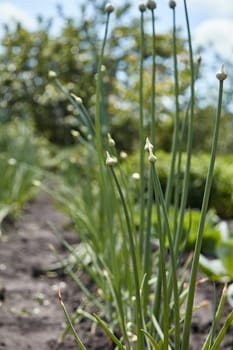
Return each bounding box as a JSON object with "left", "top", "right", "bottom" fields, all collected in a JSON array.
[
  {"left": 2, "top": 1, "right": 230, "bottom": 153},
  {"left": 0, "top": 1, "right": 189, "bottom": 146},
  {"left": 193, "top": 105, "right": 233, "bottom": 154},
  {"left": 0, "top": 15, "right": 97, "bottom": 144}
]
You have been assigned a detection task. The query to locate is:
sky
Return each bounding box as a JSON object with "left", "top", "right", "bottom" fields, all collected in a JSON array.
[{"left": 0, "top": 0, "right": 232, "bottom": 70}]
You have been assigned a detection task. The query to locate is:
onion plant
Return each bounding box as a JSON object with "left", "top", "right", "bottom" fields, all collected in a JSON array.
[
  {"left": 53, "top": 1, "right": 233, "bottom": 349},
  {"left": 0, "top": 119, "right": 47, "bottom": 231}
]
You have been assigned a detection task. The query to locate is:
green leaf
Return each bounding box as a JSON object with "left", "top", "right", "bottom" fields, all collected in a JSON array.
[
  {"left": 140, "top": 329, "right": 160, "bottom": 350},
  {"left": 59, "top": 291, "right": 87, "bottom": 350},
  {"left": 210, "top": 310, "right": 233, "bottom": 350},
  {"left": 199, "top": 254, "right": 229, "bottom": 282},
  {"left": 93, "top": 314, "right": 125, "bottom": 350}
]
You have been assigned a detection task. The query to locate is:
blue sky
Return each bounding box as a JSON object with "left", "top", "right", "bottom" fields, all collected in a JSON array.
[{"left": 0, "top": 0, "right": 233, "bottom": 67}]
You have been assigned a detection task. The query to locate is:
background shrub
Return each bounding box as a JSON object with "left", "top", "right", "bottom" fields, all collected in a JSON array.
[
  {"left": 2, "top": 1, "right": 232, "bottom": 154},
  {"left": 124, "top": 151, "right": 233, "bottom": 218},
  {"left": 0, "top": 118, "right": 49, "bottom": 224}
]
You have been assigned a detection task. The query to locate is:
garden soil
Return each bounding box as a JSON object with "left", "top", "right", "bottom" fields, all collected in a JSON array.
[{"left": 0, "top": 193, "right": 232, "bottom": 350}]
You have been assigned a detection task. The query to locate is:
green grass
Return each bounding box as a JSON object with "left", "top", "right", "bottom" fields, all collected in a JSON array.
[{"left": 0, "top": 118, "right": 48, "bottom": 230}]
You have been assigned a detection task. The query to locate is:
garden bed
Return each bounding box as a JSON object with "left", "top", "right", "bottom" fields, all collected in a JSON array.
[{"left": 0, "top": 194, "right": 232, "bottom": 349}]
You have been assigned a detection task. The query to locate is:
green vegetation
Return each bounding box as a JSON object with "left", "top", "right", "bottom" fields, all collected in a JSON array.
[
  {"left": 1, "top": 1, "right": 232, "bottom": 153},
  {"left": 0, "top": 119, "right": 48, "bottom": 229},
  {"left": 121, "top": 151, "right": 233, "bottom": 218},
  {"left": 1, "top": 0, "right": 233, "bottom": 349},
  {"left": 48, "top": 2, "right": 233, "bottom": 350}
]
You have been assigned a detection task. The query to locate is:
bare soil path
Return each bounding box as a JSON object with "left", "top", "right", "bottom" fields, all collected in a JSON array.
[
  {"left": 0, "top": 193, "right": 232, "bottom": 350},
  {"left": 0, "top": 193, "right": 79, "bottom": 349},
  {"left": 0, "top": 193, "right": 111, "bottom": 350}
]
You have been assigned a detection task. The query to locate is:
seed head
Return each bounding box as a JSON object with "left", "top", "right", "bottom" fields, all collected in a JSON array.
[
  {"left": 106, "top": 151, "right": 118, "bottom": 166},
  {"left": 105, "top": 3, "right": 115, "bottom": 14},
  {"left": 169, "top": 1, "right": 176, "bottom": 9},
  {"left": 147, "top": 1, "right": 156, "bottom": 10},
  {"left": 216, "top": 64, "right": 227, "bottom": 81},
  {"left": 139, "top": 2, "right": 147, "bottom": 12}
]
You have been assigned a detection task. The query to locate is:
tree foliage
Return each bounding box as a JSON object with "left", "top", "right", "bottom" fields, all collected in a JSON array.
[
  {"left": 0, "top": 1, "right": 188, "bottom": 146},
  {"left": 0, "top": 1, "right": 232, "bottom": 153}
]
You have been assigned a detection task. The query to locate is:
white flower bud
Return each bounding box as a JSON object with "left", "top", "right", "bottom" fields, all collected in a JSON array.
[
  {"left": 216, "top": 64, "right": 227, "bottom": 81},
  {"left": 48, "top": 70, "right": 57, "bottom": 79},
  {"left": 101, "top": 65, "right": 106, "bottom": 72},
  {"left": 120, "top": 151, "right": 127, "bottom": 159},
  {"left": 71, "top": 129, "right": 80, "bottom": 137},
  {"left": 169, "top": 1, "right": 176, "bottom": 9},
  {"left": 144, "top": 137, "right": 154, "bottom": 152},
  {"left": 196, "top": 54, "right": 202, "bottom": 65},
  {"left": 106, "top": 151, "right": 118, "bottom": 166},
  {"left": 8, "top": 158, "right": 17, "bottom": 166},
  {"left": 33, "top": 180, "right": 42, "bottom": 187},
  {"left": 105, "top": 3, "right": 115, "bottom": 14},
  {"left": 144, "top": 137, "right": 157, "bottom": 163},
  {"left": 70, "top": 93, "right": 83, "bottom": 105},
  {"left": 139, "top": 2, "right": 147, "bottom": 12},
  {"left": 107, "top": 133, "right": 116, "bottom": 146},
  {"left": 132, "top": 172, "right": 140, "bottom": 180},
  {"left": 148, "top": 153, "right": 157, "bottom": 163},
  {"left": 147, "top": 1, "right": 156, "bottom": 10}
]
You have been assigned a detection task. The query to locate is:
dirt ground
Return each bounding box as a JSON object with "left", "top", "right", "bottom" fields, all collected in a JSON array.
[{"left": 0, "top": 194, "right": 232, "bottom": 350}]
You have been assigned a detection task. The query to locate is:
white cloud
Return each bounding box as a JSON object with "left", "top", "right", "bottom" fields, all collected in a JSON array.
[
  {"left": 188, "top": 0, "right": 233, "bottom": 19},
  {"left": 193, "top": 19, "right": 233, "bottom": 60},
  {"left": 0, "top": 2, "right": 36, "bottom": 29}
]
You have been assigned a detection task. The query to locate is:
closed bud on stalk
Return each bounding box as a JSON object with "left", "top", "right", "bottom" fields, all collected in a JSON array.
[
  {"left": 70, "top": 93, "right": 83, "bottom": 105},
  {"left": 169, "top": 0, "right": 176, "bottom": 9},
  {"left": 216, "top": 64, "right": 227, "bottom": 81},
  {"left": 33, "top": 180, "right": 42, "bottom": 187},
  {"left": 144, "top": 137, "right": 154, "bottom": 152},
  {"left": 106, "top": 151, "right": 118, "bottom": 166},
  {"left": 147, "top": 1, "right": 156, "bottom": 10},
  {"left": 139, "top": 2, "right": 147, "bottom": 12},
  {"left": 48, "top": 70, "right": 57, "bottom": 79},
  {"left": 101, "top": 65, "right": 106, "bottom": 72},
  {"left": 120, "top": 151, "right": 127, "bottom": 159},
  {"left": 105, "top": 3, "right": 115, "bottom": 14},
  {"left": 144, "top": 137, "right": 157, "bottom": 163},
  {"left": 132, "top": 172, "right": 140, "bottom": 180},
  {"left": 148, "top": 152, "right": 157, "bottom": 163},
  {"left": 8, "top": 158, "right": 16, "bottom": 166},
  {"left": 107, "top": 133, "right": 116, "bottom": 146},
  {"left": 71, "top": 129, "right": 80, "bottom": 137},
  {"left": 196, "top": 54, "right": 202, "bottom": 65}
]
